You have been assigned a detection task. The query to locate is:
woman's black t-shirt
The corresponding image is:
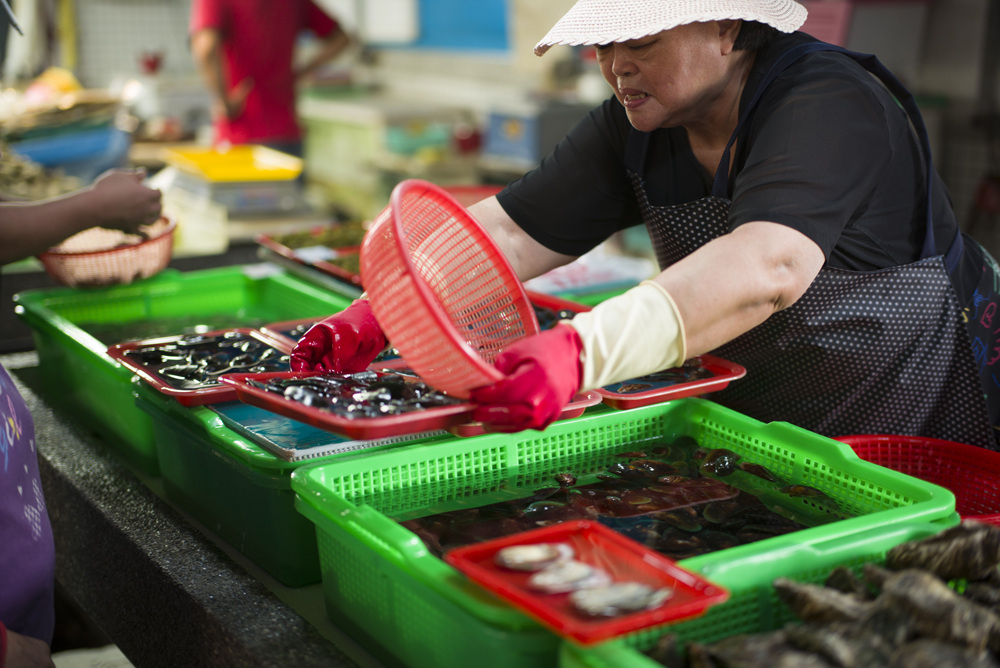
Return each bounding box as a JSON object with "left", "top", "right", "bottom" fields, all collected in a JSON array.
[{"left": 496, "top": 31, "right": 962, "bottom": 275}]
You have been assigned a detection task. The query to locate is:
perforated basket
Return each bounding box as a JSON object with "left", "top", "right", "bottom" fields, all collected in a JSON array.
[
  {"left": 835, "top": 434, "right": 1000, "bottom": 525},
  {"left": 360, "top": 179, "right": 538, "bottom": 398},
  {"left": 37, "top": 216, "right": 175, "bottom": 287}
]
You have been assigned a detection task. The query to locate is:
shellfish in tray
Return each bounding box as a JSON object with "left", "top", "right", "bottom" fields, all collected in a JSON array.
[
  {"left": 527, "top": 559, "right": 612, "bottom": 594},
  {"left": 494, "top": 542, "right": 574, "bottom": 572},
  {"left": 569, "top": 581, "right": 674, "bottom": 618},
  {"left": 617, "top": 383, "right": 653, "bottom": 394}
]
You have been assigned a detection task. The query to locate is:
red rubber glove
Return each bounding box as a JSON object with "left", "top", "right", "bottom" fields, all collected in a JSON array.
[
  {"left": 470, "top": 324, "right": 583, "bottom": 433},
  {"left": 290, "top": 299, "right": 388, "bottom": 373}
]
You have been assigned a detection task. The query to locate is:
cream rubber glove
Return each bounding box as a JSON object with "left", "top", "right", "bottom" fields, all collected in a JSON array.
[{"left": 569, "top": 279, "right": 688, "bottom": 390}]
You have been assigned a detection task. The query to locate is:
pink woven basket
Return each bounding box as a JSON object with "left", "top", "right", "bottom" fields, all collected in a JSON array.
[{"left": 38, "top": 216, "right": 175, "bottom": 287}]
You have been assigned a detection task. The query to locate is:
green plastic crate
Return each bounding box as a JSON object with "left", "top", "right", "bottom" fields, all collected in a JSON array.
[
  {"left": 132, "top": 379, "right": 455, "bottom": 586},
  {"left": 554, "top": 287, "right": 629, "bottom": 307},
  {"left": 558, "top": 520, "right": 951, "bottom": 668},
  {"left": 14, "top": 265, "right": 351, "bottom": 475},
  {"left": 290, "top": 398, "right": 958, "bottom": 668}
]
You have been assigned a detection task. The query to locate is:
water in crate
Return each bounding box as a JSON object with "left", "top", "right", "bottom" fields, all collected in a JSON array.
[{"left": 401, "top": 436, "right": 848, "bottom": 562}]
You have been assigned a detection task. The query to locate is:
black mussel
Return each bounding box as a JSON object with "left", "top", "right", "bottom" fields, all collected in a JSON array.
[
  {"left": 738, "top": 461, "right": 779, "bottom": 482},
  {"left": 126, "top": 348, "right": 186, "bottom": 365},
  {"left": 553, "top": 472, "right": 577, "bottom": 488},
  {"left": 159, "top": 364, "right": 212, "bottom": 389},
  {"left": 700, "top": 448, "right": 742, "bottom": 476}
]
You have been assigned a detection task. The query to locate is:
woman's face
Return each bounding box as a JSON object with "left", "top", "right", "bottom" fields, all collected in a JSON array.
[{"left": 596, "top": 21, "right": 738, "bottom": 133}]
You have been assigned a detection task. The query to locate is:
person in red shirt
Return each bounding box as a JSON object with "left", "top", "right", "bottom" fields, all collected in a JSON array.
[{"left": 190, "top": 0, "right": 350, "bottom": 157}]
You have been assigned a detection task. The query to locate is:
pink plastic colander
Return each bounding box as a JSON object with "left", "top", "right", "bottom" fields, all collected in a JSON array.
[{"left": 360, "top": 179, "right": 539, "bottom": 398}]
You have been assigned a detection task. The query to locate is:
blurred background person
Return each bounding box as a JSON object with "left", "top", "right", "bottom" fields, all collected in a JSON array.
[{"left": 190, "top": 0, "right": 351, "bottom": 158}]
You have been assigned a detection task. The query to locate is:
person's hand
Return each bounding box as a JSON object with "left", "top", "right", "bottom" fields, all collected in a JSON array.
[
  {"left": 290, "top": 299, "right": 388, "bottom": 373},
  {"left": 89, "top": 169, "right": 162, "bottom": 233},
  {"left": 4, "top": 628, "right": 55, "bottom": 668},
  {"left": 471, "top": 280, "right": 689, "bottom": 433},
  {"left": 219, "top": 77, "right": 253, "bottom": 122},
  {"left": 470, "top": 324, "right": 583, "bottom": 433}
]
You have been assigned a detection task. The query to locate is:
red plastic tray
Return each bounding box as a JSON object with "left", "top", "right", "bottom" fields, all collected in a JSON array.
[
  {"left": 595, "top": 354, "right": 747, "bottom": 410},
  {"left": 219, "top": 370, "right": 477, "bottom": 440},
  {"left": 256, "top": 230, "right": 362, "bottom": 287},
  {"left": 444, "top": 519, "right": 729, "bottom": 646},
  {"left": 107, "top": 328, "right": 294, "bottom": 406}
]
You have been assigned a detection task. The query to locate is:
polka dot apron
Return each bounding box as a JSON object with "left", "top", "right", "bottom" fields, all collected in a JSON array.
[{"left": 626, "top": 42, "right": 1000, "bottom": 448}]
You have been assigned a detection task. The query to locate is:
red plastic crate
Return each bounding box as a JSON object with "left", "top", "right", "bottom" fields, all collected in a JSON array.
[{"left": 836, "top": 434, "right": 1000, "bottom": 525}]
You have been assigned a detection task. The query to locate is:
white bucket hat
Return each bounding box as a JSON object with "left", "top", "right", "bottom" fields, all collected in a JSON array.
[{"left": 534, "top": 0, "right": 808, "bottom": 56}]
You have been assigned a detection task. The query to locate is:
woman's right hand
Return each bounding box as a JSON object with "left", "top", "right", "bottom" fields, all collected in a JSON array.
[{"left": 290, "top": 299, "right": 388, "bottom": 373}]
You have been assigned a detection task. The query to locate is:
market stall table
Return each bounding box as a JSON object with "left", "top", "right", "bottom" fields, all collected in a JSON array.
[{"left": 3, "top": 351, "right": 384, "bottom": 668}]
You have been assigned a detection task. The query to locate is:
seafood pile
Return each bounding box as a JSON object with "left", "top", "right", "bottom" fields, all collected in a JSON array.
[
  {"left": 123, "top": 331, "right": 289, "bottom": 390},
  {"left": 245, "top": 370, "right": 464, "bottom": 418},
  {"left": 495, "top": 542, "right": 672, "bottom": 618},
  {"left": 325, "top": 252, "right": 360, "bottom": 277},
  {"left": 269, "top": 219, "right": 368, "bottom": 250},
  {"left": 403, "top": 437, "right": 842, "bottom": 562},
  {"left": 647, "top": 521, "right": 1000, "bottom": 667}
]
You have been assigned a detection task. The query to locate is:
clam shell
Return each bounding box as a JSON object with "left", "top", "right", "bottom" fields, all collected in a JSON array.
[
  {"left": 527, "top": 559, "right": 612, "bottom": 594},
  {"left": 569, "top": 581, "right": 673, "bottom": 617},
  {"left": 495, "top": 542, "right": 574, "bottom": 571}
]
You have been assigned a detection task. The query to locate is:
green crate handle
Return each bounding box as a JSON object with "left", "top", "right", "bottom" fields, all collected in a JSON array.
[
  {"left": 293, "top": 476, "right": 434, "bottom": 566},
  {"left": 691, "top": 513, "right": 959, "bottom": 588}
]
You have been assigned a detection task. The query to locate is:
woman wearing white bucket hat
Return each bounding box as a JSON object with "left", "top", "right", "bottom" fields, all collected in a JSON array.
[{"left": 294, "top": 0, "right": 1000, "bottom": 448}]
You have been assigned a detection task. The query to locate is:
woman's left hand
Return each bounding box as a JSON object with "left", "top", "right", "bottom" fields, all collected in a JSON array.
[{"left": 470, "top": 325, "right": 583, "bottom": 432}]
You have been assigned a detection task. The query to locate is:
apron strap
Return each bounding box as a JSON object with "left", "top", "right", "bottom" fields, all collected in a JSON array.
[
  {"left": 711, "top": 40, "right": 962, "bottom": 272},
  {"left": 624, "top": 124, "right": 651, "bottom": 176}
]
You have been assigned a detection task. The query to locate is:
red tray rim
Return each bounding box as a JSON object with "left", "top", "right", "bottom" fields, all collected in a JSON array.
[
  {"left": 595, "top": 354, "right": 747, "bottom": 410},
  {"left": 524, "top": 289, "right": 593, "bottom": 315},
  {"left": 255, "top": 230, "right": 363, "bottom": 285},
  {"left": 106, "top": 327, "right": 293, "bottom": 407},
  {"left": 444, "top": 519, "right": 729, "bottom": 645}
]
